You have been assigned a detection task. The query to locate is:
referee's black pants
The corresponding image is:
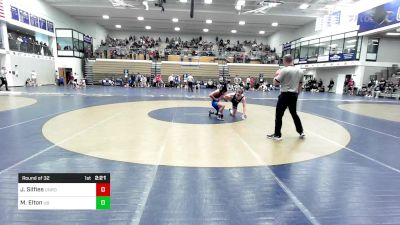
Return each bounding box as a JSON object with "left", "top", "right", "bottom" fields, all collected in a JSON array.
[
  {"left": 0, "top": 77, "right": 9, "bottom": 91},
  {"left": 188, "top": 81, "right": 193, "bottom": 92},
  {"left": 274, "top": 92, "right": 303, "bottom": 137}
]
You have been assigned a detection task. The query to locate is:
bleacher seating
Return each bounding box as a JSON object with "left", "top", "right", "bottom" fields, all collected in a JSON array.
[
  {"left": 96, "top": 35, "right": 279, "bottom": 64},
  {"left": 92, "top": 59, "right": 152, "bottom": 83},
  {"left": 228, "top": 63, "right": 279, "bottom": 79},
  {"left": 160, "top": 62, "right": 219, "bottom": 82}
]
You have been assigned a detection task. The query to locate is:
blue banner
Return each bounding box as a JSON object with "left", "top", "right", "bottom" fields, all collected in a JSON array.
[
  {"left": 10, "top": 6, "right": 54, "bottom": 33},
  {"left": 342, "top": 52, "right": 356, "bottom": 61},
  {"left": 283, "top": 43, "right": 291, "bottom": 51},
  {"left": 84, "top": 35, "right": 92, "bottom": 44},
  {"left": 19, "top": 9, "right": 29, "bottom": 24},
  {"left": 47, "top": 21, "right": 54, "bottom": 33},
  {"left": 357, "top": 0, "right": 400, "bottom": 33},
  {"left": 329, "top": 53, "right": 356, "bottom": 61},
  {"left": 30, "top": 14, "right": 39, "bottom": 27},
  {"left": 39, "top": 18, "right": 47, "bottom": 30},
  {"left": 11, "top": 6, "right": 19, "bottom": 21},
  {"left": 329, "top": 54, "right": 342, "bottom": 61}
]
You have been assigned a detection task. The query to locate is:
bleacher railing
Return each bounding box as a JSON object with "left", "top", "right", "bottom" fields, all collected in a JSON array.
[{"left": 95, "top": 46, "right": 278, "bottom": 64}]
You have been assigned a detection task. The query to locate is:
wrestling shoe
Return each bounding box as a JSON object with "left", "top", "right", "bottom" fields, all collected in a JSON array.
[
  {"left": 299, "top": 133, "right": 306, "bottom": 139},
  {"left": 229, "top": 108, "right": 233, "bottom": 116}
]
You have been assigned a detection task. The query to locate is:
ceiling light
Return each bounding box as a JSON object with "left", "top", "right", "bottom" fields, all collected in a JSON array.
[
  {"left": 203, "top": 28, "right": 209, "bottom": 32},
  {"left": 180, "top": 0, "right": 187, "bottom": 2},
  {"left": 299, "top": 3, "right": 309, "bottom": 9},
  {"left": 115, "top": 24, "right": 121, "bottom": 29},
  {"left": 231, "top": 30, "right": 237, "bottom": 33},
  {"left": 271, "top": 22, "right": 278, "bottom": 27},
  {"left": 172, "top": 18, "right": 179, "bottom": 22},
  {"left": 204, "top": 0, "right": 212, "bottom": 4},
  {"left": 174, "top": 27, "right": 180, "bottom": 31},
  {"left": 346, "top": 45, "right": 356, "bottom": 48},
  {"left": 137, "top": 16, "right": 144, "bottom": 21},
  {"left": 102, "top": 15, "right": 110, "bottom": 20},
  {"left": 259, "top": 30, "right": 265, "bottom": 34},
  {"left": 145, "top": 26, "right": 151, "bottom": 30},
  {"left": 386, "top": 32, "right": 400, "bottom": 36},
  {"left": 206, "top": 19, "right": 212, "bottom": 24},
  {"left": 239, "top": 21, "right": 245, "bottom": 25}
]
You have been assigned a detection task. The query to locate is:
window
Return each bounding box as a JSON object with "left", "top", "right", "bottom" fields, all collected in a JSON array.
[
  {"left": 56, "top": 29, "right": 84, "bottom": 58},
  {"left": 343, "top": 31, "right": 358, "bottom": 60},
  {"left": 290, "top": 42, "right": 295, "bottom": 57},
  {"left": 307, "top": 39, "right": 319, "bottom": 62},
  {"left": 283, "top": 30, "right": 360, "bottom": 64},
  {"left": 317, "top": 37, "right": 330, "bottom": 62},
  {"left": 366, "top": 38, "right": 379, "bottom": 61},
  {"left": 300, "top": 41, "right": 309, "bottom": 59},
  {"left": 58, "top": 37, "right": 73, "bottom": 51},
  {"left": 329, "top": 34, "right": 344, "bottom": 55},
  {"left": 294, "top": 43, "right": 300, "bottom": 59}
]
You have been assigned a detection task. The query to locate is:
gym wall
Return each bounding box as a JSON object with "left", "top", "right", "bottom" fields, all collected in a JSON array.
[{"left": 9, "top": 54, "right": 55, "bottom": 86}]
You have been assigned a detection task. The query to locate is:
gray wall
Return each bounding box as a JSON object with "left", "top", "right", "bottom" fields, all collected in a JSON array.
[
  {"left": 9, "top": 54, "right": 55, "bottom": 86},
  {"left": 266, "top": 21, "right": 316, "bottom": 55},
  {"left": 313, "top": 66, "right": 356, "bottom": 90},
  {"left": 376, "top": 38, "right": 400, "bottom": 63}
]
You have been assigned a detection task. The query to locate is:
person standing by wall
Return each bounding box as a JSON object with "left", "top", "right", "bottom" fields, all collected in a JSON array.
[
  {"left": 0, "top": 67, "right": 10, "bottom": 91},
  {"left": 267, "top": 54, "right": 305, "bottom": 141},
  {"left": 328, "top": 78, "right": 335, "bottom": 92},
  {"left": 187, "top": 74, "right": 194, "bottom": 92},
  {"left": 31, "top": 70, "right": 38, "bottom": 87},
  {"left": 168, "top": 74, "right": 174, "bottom": 87},
  {"left": 55, "top": 70, "right": 59, "bottom": 85},
  {"left": 246, "top": 76, "right": 251, "bottom": 90}
]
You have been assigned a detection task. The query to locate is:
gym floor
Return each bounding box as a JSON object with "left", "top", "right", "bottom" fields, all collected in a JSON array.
[{"left": 0, "top": 86, "right": 399, "bottom": 225}]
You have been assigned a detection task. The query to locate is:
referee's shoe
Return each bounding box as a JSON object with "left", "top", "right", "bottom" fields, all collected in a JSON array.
[
  {"left": 266, "top": 134, "right": 282, "bottom": 141},
  {"left": 267, "top": 133, "right": 305, "bottom": 141}
]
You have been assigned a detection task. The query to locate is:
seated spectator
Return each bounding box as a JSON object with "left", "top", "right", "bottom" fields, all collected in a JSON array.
[{"left": 358, "top": 84, "right": 368, "bottom": 96}]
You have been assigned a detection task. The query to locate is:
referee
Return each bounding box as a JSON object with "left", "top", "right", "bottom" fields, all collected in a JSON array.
[{"left": 267, "top": 54, "right": 305, "bottom": 141}]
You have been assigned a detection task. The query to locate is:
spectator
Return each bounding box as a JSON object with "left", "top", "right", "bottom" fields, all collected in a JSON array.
[
  {"left": 168, "top": 74, "right": 174, "bottom": 87},
  {"left": 187, "top": 74, "right": 194, "bottom": 92},
  {"left": 0, "top": 67, "right": 10, "bottom": 91},
  {"left": 31, "top": 70, "right": 38, "bottom": 87},
  {"left": 328, "top": 79, "right": 335, "bottom": 92}
]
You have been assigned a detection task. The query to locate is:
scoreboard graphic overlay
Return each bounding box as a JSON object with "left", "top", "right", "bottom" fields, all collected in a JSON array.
[{"left": 18, "top": 173, "right": 110, "bottom": 210}]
